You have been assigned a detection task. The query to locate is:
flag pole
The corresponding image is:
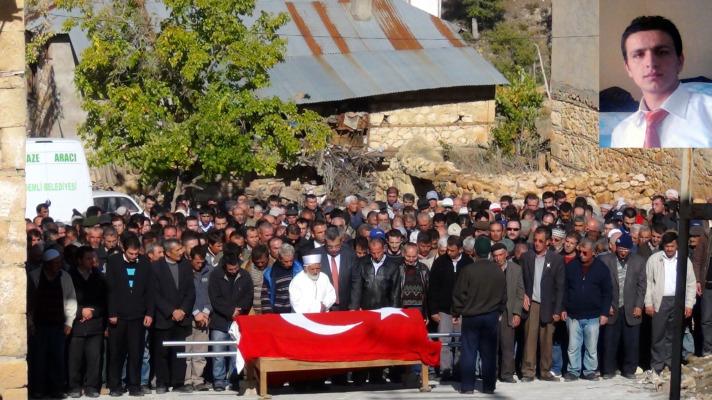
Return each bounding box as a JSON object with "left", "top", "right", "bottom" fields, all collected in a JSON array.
[{"left": 669, "top": 148, "right": 693, "bottom": 400}]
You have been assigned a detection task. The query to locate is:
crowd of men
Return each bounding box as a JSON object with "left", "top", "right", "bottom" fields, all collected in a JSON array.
[{"left": 25, "top": 186, "right": 712, "bottom": 396}]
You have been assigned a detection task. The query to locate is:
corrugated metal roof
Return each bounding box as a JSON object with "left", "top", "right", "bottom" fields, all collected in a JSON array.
[
  {"left": 254, "top": 0, "right": 508, "bottom": 103},
  {"left": 48, "top": 0, "right": 507, "bottom": 104}
]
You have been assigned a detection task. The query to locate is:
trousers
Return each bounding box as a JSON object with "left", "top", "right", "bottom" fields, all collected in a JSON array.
[
  {"left": 108, "top": 319, "right": 145, "bottom": 392},
  {"left": 522, "top": 302, "right": 554, "bottom": 378},
  {"left": 68, "top": 334, "right": 103, "bottom": 391},
  {"left": 460, "top": 312, "right": 499, "bottom": 393}
]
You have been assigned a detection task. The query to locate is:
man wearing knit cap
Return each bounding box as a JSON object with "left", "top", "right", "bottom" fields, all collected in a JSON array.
[
  {"left": 452, "top": 236, "right": 506, "bottom": 394},
  {"left": 551, "top": 228, "right": 566, "bottom": 253},
  {"left": 598, "top": 233, "right": 647, "bottom": 379},
  {"left": 289, "top": 252, "right": 336, "bottom": 313}
]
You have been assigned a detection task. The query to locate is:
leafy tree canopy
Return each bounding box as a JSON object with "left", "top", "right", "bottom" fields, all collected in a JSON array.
[
  {"left": 463, "top": 0, "right": 505, "bottom": 31},
  {"left": 490, "top": 67, "right": 543, "bottom": 155},
  {"left": 482, "top": 20, "right": 537, "bottom": 80},
  {"left": 59, "top": 0, "right": 330, "bottom": 191}
]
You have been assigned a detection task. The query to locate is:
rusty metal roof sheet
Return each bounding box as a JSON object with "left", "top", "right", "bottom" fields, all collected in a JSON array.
[{"left": 253, "top": 0, "right": 507, "bottom": 104}]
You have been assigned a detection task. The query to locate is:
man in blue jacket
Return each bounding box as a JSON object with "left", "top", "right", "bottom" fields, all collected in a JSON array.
[{"left": 562, "top": 238, "right": 612, "bottom": 381}]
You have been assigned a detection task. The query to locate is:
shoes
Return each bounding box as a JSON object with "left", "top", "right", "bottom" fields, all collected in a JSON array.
[
  {"left": 85, "top": 391, "right": 100, "bottom": 398},
  {"left": 172, "top": 386, "right": 193, "bottom": 393},
  {"left": 49, "top": 393, "right": 67, "bottom": 399},
  {"left": 520, "top": 376, "right": 535, "bottom": 383},
  {"left": 460, "top": 390, "right": 474, "bottom": 394},
  {"left": 563, "top": 372, "right": 579, "bottom": 381},
  {"left": 154, "top": 387, "right": 168, "bottom": 395},
  {"left": 581, "top": 373, "right": 599, "bottom": 381},
  {"left": 128, "top": 390, "right": 143, "bottom": 397},
  {"left": 602, "top": 372, "right": 616, "bottom": 380},
  {"left": 68, "top": 391, "right": 81, "bottom": 399},
  {"left": 622, "top": 372, "right": 637, "bottom": 380},
  {"left": 440, "top": 368, "right": 453, "bottom": 381},
  {"left": 140, "top": 385, "right": 151, "bottom": 395},
  {"left": 483, "top": 389, "right": 495, "bottom": 394},
  {"left": 551, "top": 371, "right": 562, "bottom": 378},
  {"left": 193, "top": 383, "right": 211, "bottom": 391},
  {"left": 212, "top": 386, "right": 225, "bottom": 392},
  {"left": 540, "top": 373, "right": 560, "bottom": 382},
  {"left": 500, "top": 376, "right": 516, "bottom": 383},
  {"left": 109, "top": 390, "right": 123, "bottom": 397}
]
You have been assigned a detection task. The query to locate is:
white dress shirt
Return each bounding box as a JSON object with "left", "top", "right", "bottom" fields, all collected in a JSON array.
[
  {"left": 663, "top": 252, "right": 678, "bottom": 297},
  {"left": 610, "top": 83, "right": 712, "bottom": 148},
  {"left": 289, "top": 271, "right": 336, "bottom": 313}
]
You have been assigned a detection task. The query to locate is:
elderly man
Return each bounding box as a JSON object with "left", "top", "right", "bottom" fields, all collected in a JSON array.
[
  {"left": 28, "top": 248, "right": 78, "bottom": 399},
  {"left": 585, "top": 218, "right": 602, "bottom": 242},
  {"left": 521, "top": 227, "right": 565, "bottom": 382},
  {"left": 506, "top": 220, "right": 522, "bottom": 242},
  {"left": 395, "top": 243, "right": 430, "bottom": 316},
  {"left": 491, "top": 243, "right": 524, "bottom": 383},
  {"left": 289, "top": 252, "right": 336, "bottom": 313},
  {"left": 261, "top": 244, "right": 302, "bottom": 314},
  {"left": 599, "top": 234, "right": 647, "bottom": 379},
  {"left": 645, "top": 232, "right": 697, "bottom": 375},
  {"left": 562, "top": 239, "right": 612, "bottom": 381}
]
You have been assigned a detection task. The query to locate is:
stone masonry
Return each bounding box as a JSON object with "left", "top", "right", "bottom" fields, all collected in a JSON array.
[
  {"left": 367, "top": 99, "right": 495, "bottom": 151},
  {"left": 0, "top": 1, "right": 28, "bottom": 399}
]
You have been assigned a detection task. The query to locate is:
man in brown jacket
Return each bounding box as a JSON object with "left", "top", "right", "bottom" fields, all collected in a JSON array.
[{"left": 492, "top": 243, "right": 524, "bottom": 383}]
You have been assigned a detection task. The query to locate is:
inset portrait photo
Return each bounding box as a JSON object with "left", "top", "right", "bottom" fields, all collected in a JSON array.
[{"left": 599, "top": 0, "right": 712, "bottom": 148}]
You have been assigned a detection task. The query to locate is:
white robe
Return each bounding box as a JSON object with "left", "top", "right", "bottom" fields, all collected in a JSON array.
[{"left": 289, "top": 271, "right": 336, "bottom": 313}]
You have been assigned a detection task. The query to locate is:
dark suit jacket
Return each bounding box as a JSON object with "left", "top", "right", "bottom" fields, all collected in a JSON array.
[
  {"left": 521, "top": 249, "right": 565, "bottom": 324},
  {"left": 503, "top": 261, "right": 525, "bottom": 327},
  {"left": 426, "top": 254, "right": 474, "bottom": 316},
  {"left": 599, "top": 252, "right": 647, "bottom": 326},
  {"left": 319, "top": 246, "right": 359, "bottom": 311},
  {"left": 152, "top": 259, "right": 196, "bottom": 330},
  {"left": 105, "top": 253, "right": 155, "bottom": 321}
]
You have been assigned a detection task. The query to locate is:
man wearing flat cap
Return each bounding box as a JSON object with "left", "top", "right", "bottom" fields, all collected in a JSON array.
[
  {"left": 598, "top": 233, "right": 647, "bottom": 379},
  {"left": 289, "top": 252, "right": 336, "bottom": 313}
]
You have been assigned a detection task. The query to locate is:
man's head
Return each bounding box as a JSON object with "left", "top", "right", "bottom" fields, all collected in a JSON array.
[
  {"left": 122, "top": 235, "right": 142, "bottom": 263},
  {"left": 302, "top": 252, "right": 322, "bottom": 280},
  {"left": 661, "top": 231, "right": 678, "bottom": 258},
  {"left": 386, "top": 229, "right": 403, "bottom": 254},
  {"left": 164, "top": 239, "right": 185, "bottom": 263},
  {"left": 190, "top": 245, "right": 206, "bottom": 272},
  {"left": 621, "top": 16, "right": 684, "bottom": 103},
  {"left": 615, "top": 233, "right": 634, "bottom": 260},
  {"left": 278, "top": 243, "right": 295, "bottom": 269},
  {"left": 563, "top": 232, "right": 580, "bottom": 256},
  {"left": 222, "top": 252, "right": 240, "bottom": 277},
  {"left": 578, "top": 239, "right": 595, "bottom": 265},
  {"left": 268, "top": 236, "right": 283, "bottom": 260},
  {"left": 533, "top": 227, "right": 551, "bottom": 255},
  {"left": 505, "top": 220, "right": 521, "bottom": 241},
  {"left": 489, "top": 222, "right": 503, "bottom": 242},
  {"left": 416, "top": 231, "right": 432, "bottom": 257},
  {"left": 369, "top": 237, "right": 386, "bottom": 261},
  {"left": 311, "top": 220, "right": 327, "bottom": 245},
  {"left": 491, "top": 242, "right": 508, "bottom": 267},
  {"left": 251, "top": 244, "right": 270, "bottom": 270},
  {"left": 403, "top": 243, "right": 418, "bottom": 266},
  {"left": 446, "top": 235, "right": 463, "bottom": 261},
  {"left": 325, "top": 226, "right": 343, "bottom": 257}
]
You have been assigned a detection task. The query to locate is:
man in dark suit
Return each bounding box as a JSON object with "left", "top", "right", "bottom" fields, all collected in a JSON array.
[
  {"left": 105, "top": 234, "right": 155, "bottom": 396},
  {"left": 320, "top": 227, "right": 358, "bottom": 311},
  {"left": 151, "top": 239, "right": 196, "bottom": 393},
  {"left": 427, "top": 235, "right": 474, "bottom": 379},
  {"left": 599, "top": 233, "right": 647, "bottom": 379},
  {"left": 521, "top": 226, "right": 565, "bottom": 382},
  {"left": 491, "top": 242, "right": 524, "bottom": 383}
]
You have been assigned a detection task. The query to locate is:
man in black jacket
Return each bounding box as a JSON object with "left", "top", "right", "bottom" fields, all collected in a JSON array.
[
  {"left": 68, "top": 246, "right": 106, "bottom": 398},
  {"left": 521, "top": 226, "right": 565, "bottom": 382},
  {"left": 105, "top": 234, "right": 155, "bottom": 396},
  {"left": 152, "top": 239, "right": 196, "bottom": 393},
  {"left": 426, "top": 235, "right": 473, "bottom": 379},
  {"left": 208, "top": 252, "right": 253, "bottom": 391}
]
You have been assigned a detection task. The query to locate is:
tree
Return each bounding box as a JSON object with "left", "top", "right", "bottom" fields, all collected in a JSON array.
[
  {"left": 481, "top": 21, "right": 537, "bottom": 79},
  {"left": 490, "top": 67, "right": 543, "bottom": 156},
  {"left": 464, "top": 0, "right": 504, "bottom": 31},
  {"left": 59, "top": 0, "right": 331, "bottom": 200}
]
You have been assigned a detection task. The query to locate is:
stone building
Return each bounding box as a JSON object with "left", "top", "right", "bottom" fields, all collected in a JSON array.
[
  {"left": 549, "top": 0, "right": 712, "bottom": 200},
  {"left": 254, "top": 0, "right": 507, "bottom": 153},
  {"left": 0, "top": 1, "right": 29, "bottom": 399}
]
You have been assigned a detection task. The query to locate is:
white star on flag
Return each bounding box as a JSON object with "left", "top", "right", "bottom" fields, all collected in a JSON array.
[{"left": 369, "top": 307, "right": 409, "bottom": 320}]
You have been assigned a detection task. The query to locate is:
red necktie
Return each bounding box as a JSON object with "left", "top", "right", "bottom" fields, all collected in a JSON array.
[
  {"left": 330, "top": 256, "right": 339, "bottom": 304},
  {"left": 644, "top": 109, "right": 668, "bottom": 148}
]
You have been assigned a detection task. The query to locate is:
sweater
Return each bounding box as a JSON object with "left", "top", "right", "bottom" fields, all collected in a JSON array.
[
  {"left": 564, "top": 258, "right": 612, "bottom": 319},
  {"left": 451, "top": 259, "right": 506, "bottom": 318},
  {"left": 69, "top": 267, "right": 107, "bottom": 336}
]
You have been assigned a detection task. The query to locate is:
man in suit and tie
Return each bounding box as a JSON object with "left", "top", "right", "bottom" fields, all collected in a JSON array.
[
  {"left": 320, "top": 227, "right": 358, "bottom": 311},
  {"left": 105, "top": 234, "right": 155, "bottom": 396},
  {"left": 491, "top": 242, "right": 524, "bottom": 383},
  {"left": 521, "top": 226, "right": 565, "bottom": 382},
  {"left": 152, "top": 239, "right": 196, "bottom": 393},
  {"left": 598, "top": 233, "right": 647, "bottom": 379}
]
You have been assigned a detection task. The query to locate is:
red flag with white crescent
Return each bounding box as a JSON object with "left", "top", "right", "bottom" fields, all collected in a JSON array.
[{"left": 232, "top": 308, "right": 440, "bottom": 368}]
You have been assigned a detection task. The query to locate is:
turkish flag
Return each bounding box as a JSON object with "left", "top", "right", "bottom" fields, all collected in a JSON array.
[{"left": 231, "top": 308, "right": 440, "bottom": 370}]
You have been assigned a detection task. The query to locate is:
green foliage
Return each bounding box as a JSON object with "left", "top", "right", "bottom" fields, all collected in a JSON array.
[
  {"left": 490, "top": 68, "right": 543, "bottom": 155},
  {"left": 482, "top": 21, "right": 537, "bottom": 79},
  {"left": 463, "top": 0, "right": 505, "bottom": 31},
  {"left": 59, "top": 0, "right": 330, "bottom": 190}
]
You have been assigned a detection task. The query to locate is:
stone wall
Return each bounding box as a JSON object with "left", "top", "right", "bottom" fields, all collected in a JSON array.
[
  {"left": 367, "top": 99, "right": 495, "bottom": 151},
  {"left": 0, "top": 0, "right": 28, "bottom": 399}
]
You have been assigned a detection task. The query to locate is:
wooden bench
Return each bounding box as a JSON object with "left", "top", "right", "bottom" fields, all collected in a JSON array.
[{"left": 253, "top": 357, "right": 431, "bottom": 398}]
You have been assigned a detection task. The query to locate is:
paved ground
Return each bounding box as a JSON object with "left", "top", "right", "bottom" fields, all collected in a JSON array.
[{"left": 91, "top": 376, "right": 667, "bottom": 400}]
